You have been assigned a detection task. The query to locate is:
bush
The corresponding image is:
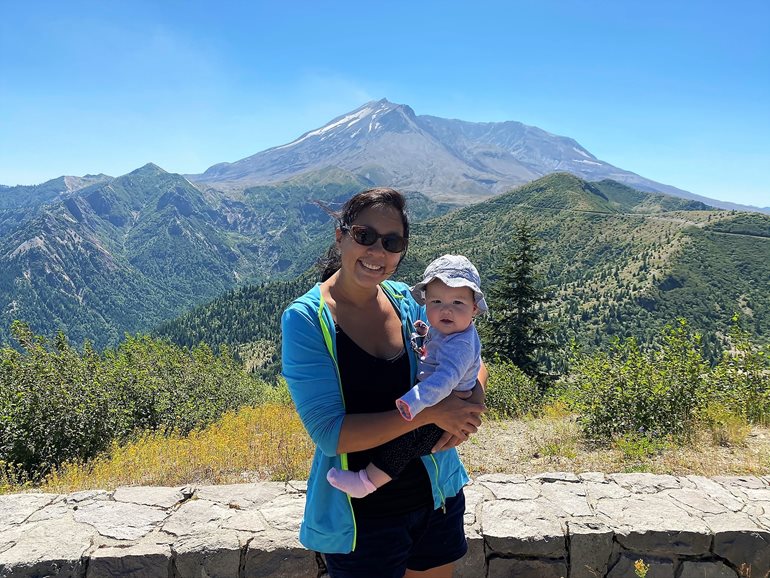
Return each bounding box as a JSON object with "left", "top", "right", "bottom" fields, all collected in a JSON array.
[
  {"left": 560, "top": 320, "right": 709, "bottom": 442},
  {"left": 0, "top": 322, "right": 271, "bottom": 481},
  {"left": 484, "top": 358, "right": 542, "bottom": 419},
  {"left": 0, "top": 324, "right": 120, "bottom": 481},
  {"left": 706, "top": 316, "right": 770, "bottom": 425},
  {"left": 698, "top": 402, "right": 751, "bottom": 447}
]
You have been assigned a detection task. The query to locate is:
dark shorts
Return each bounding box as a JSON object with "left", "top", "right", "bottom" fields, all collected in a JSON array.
[{"left": 324, "top": 490, "right": 467, "bottom": 578}]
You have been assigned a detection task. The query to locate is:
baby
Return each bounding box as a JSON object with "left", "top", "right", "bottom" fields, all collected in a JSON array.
[{"left": 327, "top": 254, "right": 486, "bottom": 498}]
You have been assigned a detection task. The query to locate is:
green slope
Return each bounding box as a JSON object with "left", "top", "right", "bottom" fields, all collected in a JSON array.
[
  {"left": 157, "top": 173, "right": 770, "bottom": 369},
  {"left": 0, "top": 164, "right": 455, "bottom": 347}
]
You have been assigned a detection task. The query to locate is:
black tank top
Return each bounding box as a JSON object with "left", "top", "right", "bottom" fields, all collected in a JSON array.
[{"left": 335, "top": 324, "right": 432, "bottom": 518}]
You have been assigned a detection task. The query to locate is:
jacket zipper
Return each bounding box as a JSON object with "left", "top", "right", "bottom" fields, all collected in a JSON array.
[
  {"left": 381, "top": 283, "right": 448, "bottom": 514},
  {"left": 318, "top": 296, "right": 358, "bottom": 552},
  {"left": 430, "top": 453, "right": 447, "bottom": 513}
]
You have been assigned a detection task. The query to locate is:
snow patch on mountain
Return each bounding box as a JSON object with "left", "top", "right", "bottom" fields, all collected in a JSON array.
[{"left": 274, "top": 103, "right": 388, "bottom": 151}]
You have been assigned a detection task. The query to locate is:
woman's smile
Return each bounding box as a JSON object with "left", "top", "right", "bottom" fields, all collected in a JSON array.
[{"left": 359, "top": 259, "right": 384, "bottom": 272}]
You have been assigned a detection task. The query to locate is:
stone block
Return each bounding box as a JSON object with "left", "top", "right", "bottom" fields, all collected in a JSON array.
[
  {"left": 584, "top": 481, "right": 632, "bottom": 501},
  {"left": 679, "top": 560, "right": 738, "bottom": 578},
  {"left": 162, "top": 499, "right": 233, "bottom": 537},
  {"left": 481, "top": 499, "right": 567, "bottom": 558},
  {"left": 173, "top": 532, "right": 241, "bottom": 578},
  {"left": 609, "top": 473, "right": 685, "bottom": 494},
  {"left": 0, "top": 517, "right": 94, "bottom": 578},
  {"left": 476, "top": 474, "right": 527, "bottom": 484},
  {"left": 567, "top": 520, "right": 613, "bottom": 578},
  {"left": 113, "top": 486, "right": 187, "bottom": 509},
  {"left": 533, "top": 472, "right": 580, "bottom": 483},
  {"left": 488, "top": 557, "right": 567, "bottom": 578},
  {"left": 463, "top": 484, "right": 486, "bottom": 530},
  {"left": 479, "top": 480, "right": 540, "bottom": 501},
  {"left": 712, "top": 529, "right": 770, "bottom": 578},
  {"left": 713, "top": 476, "right": 767, "bottom": 490},
  {"left": 0, "top": 494, "right": 57, "bottom": 527},
  {"left": 596, "top": 495, "right": 711, "bottom": 555},
  {"left": 87, "top": 543, "right": 171, "bottom": 578},
  {"left": 243, "top": 533, "right": 317, "bottom": 578},
  {"left": 540, "top": 482, "right": 593, "bottom": 517},
  {"left": 666, "top": 488, "right": 730, "bottom": 515},
  {"left": 260, "top": 493, "right": 305, "bottom": 533},
  {"left": 578, "top": 472, "right": 607, "bottom": 483},
  {"left": 196, "top": 483, "right": 287, "bottom": 510},
  {"left": 686, "top": 477, "right": 745, "bottom": 513},
  {"left": 606, "top": 553, "right": 674, "bottom": 578},
  {"left": 74, "top": 500, "right": 168, "bottom": 540}
]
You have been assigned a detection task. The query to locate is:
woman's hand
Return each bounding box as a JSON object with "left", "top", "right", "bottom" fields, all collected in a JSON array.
[
  {"left": 423, "top": 386, "right": 485, "bottom": 450},
  {"left": 430, "top": 379, "right": 487, "bottom": 452}
]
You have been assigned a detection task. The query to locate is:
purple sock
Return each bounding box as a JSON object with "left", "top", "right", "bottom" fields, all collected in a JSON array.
[{"left": 326, "top": 467, "right": 378, "bottom": 498}]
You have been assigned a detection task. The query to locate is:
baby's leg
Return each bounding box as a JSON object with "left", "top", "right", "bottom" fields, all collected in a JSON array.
[
  {"left": 371, "top": 424, "right": 444, "bottom": 477},
  {"left": 326, "top": 464, "right": 393, "bottom": 498}
]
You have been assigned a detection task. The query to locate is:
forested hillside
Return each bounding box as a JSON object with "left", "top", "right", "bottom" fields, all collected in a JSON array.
[
  {"left": 0, "top": 165, "right": 454, "bottom": 347},
  {"left": 157, "top": 173, "right": 770, "bottom": 371}
]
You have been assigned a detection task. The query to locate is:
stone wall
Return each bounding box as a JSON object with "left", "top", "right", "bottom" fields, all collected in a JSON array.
[{"left": 2, "top": 473, "right": 769, "bottom": 578}]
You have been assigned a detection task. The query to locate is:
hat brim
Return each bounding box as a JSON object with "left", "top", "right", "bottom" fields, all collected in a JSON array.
[{"left": 410, "top": 274, "right": 488, "bottom": 313}]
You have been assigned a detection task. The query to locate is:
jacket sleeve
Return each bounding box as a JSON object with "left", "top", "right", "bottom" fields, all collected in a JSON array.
[
  {"left": 396, "top": 332, "right": 477, "bottom": 419},
  {"left": 281, "top": 304, "right": 346, "bottom": 457}
]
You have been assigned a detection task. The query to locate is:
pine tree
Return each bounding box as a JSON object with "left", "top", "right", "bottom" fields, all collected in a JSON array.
[{"left": 480, "top": 222, "right": 554, "bottom": 385}]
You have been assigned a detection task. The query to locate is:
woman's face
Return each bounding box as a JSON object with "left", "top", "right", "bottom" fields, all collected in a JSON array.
[{"left": 336, "top": 205, "right": 405, "bottom": 289}]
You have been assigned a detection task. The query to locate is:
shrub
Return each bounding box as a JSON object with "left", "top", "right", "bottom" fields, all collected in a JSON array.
[
  {"left": 484, "top": 358, "right": 542, "bottom": 419},
  {"left": 699, "top": 402, "right": 751, "bottom": 447},
  {"left": 101, "top": 335, "right": 269, "bottom": 436},
  {"left": 613, "top": 432, "right": 670, "bottom": 461},
  {"left": 0, "top": 322, "right": 271, "bottom": 481},
  {"left": 560, "top": 320, "right": 708, "bottom": 442},
  {"left": 0, "top": 323, "right": 120, "bottom": 480},
  {"left": 706, "top": 316, "right": 770, "bottom": 425}
]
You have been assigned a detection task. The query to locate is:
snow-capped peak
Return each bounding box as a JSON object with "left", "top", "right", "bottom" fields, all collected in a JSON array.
[{"left": 273, "top": 100, "right": 399, "bottom": 151}]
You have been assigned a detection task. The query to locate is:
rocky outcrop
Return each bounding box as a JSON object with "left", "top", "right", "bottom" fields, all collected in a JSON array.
[{"left": 2, "top": 474, "right": 769, "bottom": 578}]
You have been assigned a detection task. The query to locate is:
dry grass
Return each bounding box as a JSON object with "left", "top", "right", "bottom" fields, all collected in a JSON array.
[
  {"left": 3, "top": 403, "right": 769, "bottom": 495},
  {"left": 37, "top": 404, "right": 315, "bottom": 494},
  {"left": 459, "top": 412, "right": 770, "bottom": 477}
]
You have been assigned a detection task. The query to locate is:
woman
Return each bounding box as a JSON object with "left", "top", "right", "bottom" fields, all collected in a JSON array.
[{"left": 281, "top": 188, "right": 486, "bottom": 577}]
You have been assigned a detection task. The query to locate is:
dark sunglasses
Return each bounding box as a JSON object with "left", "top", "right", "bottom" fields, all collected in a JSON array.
[{"left": 340, "top": 223, "right": 408, "bottom": 253}]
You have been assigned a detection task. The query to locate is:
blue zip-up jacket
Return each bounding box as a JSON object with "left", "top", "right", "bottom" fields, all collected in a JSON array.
[{"left": 281, "top": 280, "right": 469, "bottom": 554}]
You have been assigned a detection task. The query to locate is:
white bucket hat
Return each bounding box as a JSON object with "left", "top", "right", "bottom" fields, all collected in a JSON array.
[{"left": 410, "top": 254, "right": 488, "bottom": 313}]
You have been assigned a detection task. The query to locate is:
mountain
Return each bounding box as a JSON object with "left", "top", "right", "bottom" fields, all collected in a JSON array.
[
  {"left": 0, "top": 174, "right": 112, "bottom": 210},
  {"left": 0, "top": 164, "right": 241, "bottom": 345},
  {"left": 192, "top": 99, "right": 764, "bottom": 212},
  {"left": 158, "top": 173, "right": 770, "bottom": 375},
  {"left": 0, "top": 164, "right": 453, "bottom": 346},
  {"left": 399, "top": 173, "right": 770, "bottom": 355},
  {"left": 2, "top": 98, "right": 766, "bottom": 349}
]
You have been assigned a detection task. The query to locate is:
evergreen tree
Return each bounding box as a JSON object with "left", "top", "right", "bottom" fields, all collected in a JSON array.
[{"left": 480, "top": 222, "right": 555, "bottom": 384}]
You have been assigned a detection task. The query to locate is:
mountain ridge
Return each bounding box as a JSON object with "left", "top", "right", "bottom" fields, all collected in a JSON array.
[
  {"left": 190, "top": 98, "right": 765, "bottom": 213},
  {"left": 155, "top": 172, "right": 770, "bottom": 376}
]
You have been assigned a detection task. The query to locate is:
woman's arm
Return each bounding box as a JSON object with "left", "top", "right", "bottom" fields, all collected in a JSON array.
[
  {"left": 430, "top": 360, "right": 488, "bottom": 452},
  {"left": 336, "top": 395, "right": 485, "bottom": 454}
]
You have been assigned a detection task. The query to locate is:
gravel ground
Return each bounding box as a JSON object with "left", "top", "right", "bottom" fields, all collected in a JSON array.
[{"left": 457, "top": 416, "right": 770, "bottom": 477}]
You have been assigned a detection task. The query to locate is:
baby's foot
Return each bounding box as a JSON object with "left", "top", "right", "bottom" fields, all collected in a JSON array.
[{"left": 327, "top": 468, "right": 377, "bottom": 498}]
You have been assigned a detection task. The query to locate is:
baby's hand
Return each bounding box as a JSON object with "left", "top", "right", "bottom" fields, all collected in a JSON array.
[
  {"left": 413, "top": 320, "right": 429, "bottom": 336},
  {"left": 452, "top": 390, "right": 473, "bottom": 400}
]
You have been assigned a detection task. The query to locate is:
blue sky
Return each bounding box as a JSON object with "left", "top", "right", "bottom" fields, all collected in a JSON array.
[{"left": 1, "top": 1, "right": 768, "bottom": 207}]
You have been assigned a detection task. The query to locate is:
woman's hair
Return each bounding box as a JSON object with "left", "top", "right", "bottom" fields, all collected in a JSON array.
[{"left": 317, "top": 187, "right": 410, "bottom": 281}]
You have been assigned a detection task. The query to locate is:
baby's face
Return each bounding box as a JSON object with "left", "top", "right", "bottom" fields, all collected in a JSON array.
[{"left": 424, "top": 280, "right": 478, "bottom": 335}]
